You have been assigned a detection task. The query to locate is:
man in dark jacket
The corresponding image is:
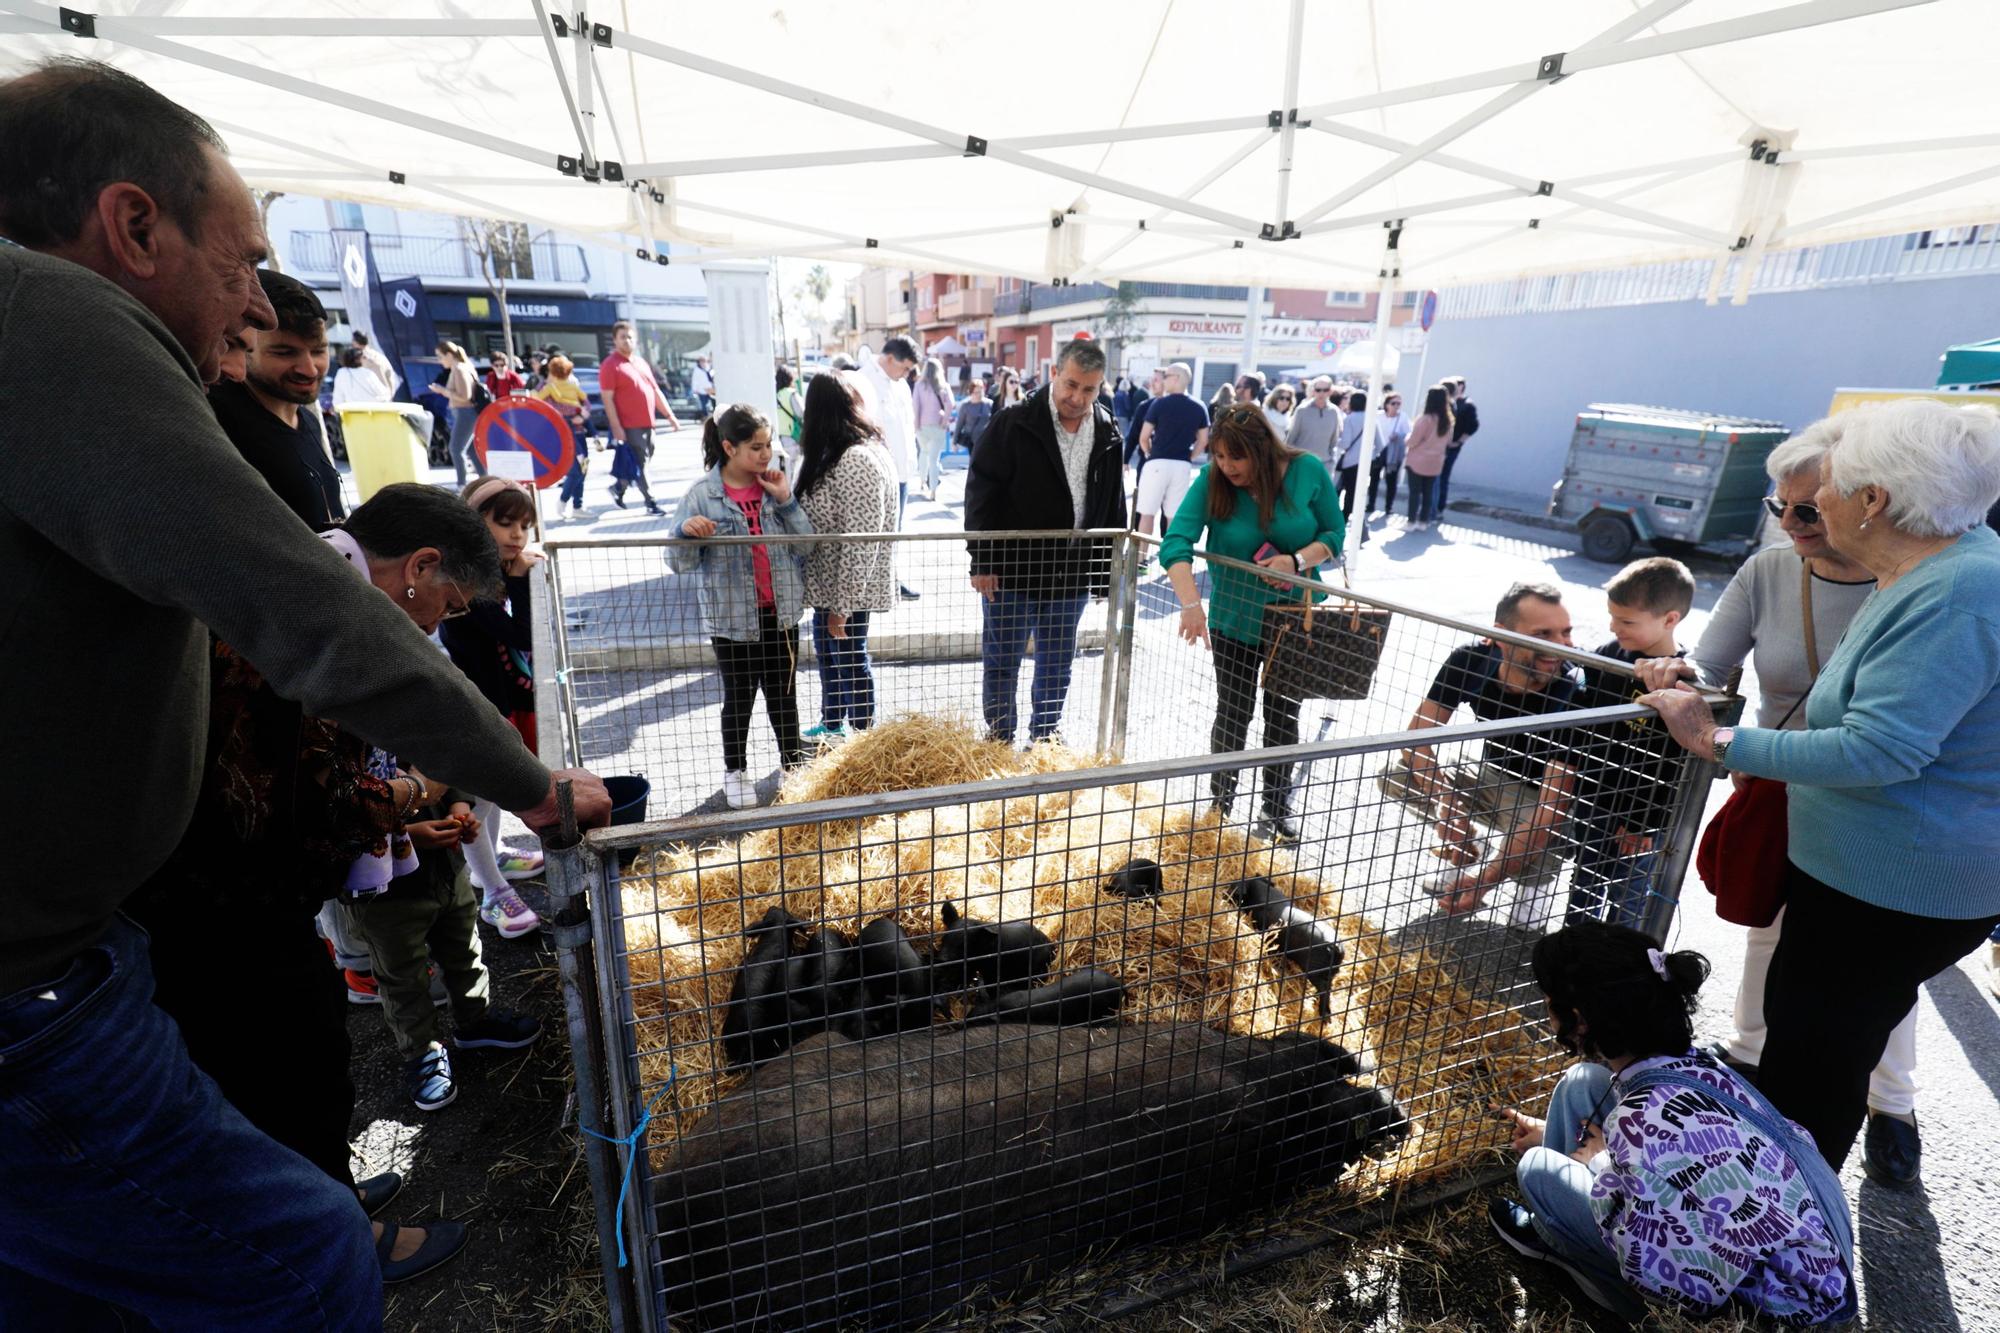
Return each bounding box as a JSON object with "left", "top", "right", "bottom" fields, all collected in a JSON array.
[
  {"left": 964, "top": 337, "right": 1126, "bottom": 744},
  {"left": 1436, "top": 374, "right": 1480, "bottom": 513}
]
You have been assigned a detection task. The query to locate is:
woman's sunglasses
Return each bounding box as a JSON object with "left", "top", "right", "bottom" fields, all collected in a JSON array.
[{"left": 1763, "top": 496, "right": 1822, "bottom": 525}]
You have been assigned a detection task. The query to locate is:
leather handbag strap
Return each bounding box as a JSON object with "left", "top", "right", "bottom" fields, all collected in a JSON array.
[{"left": 1800, "top": 557, "right": 1821, "bottom": 681}]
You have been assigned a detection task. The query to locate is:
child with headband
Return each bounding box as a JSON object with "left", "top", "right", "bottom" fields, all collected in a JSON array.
[
  {"left": 439, "top": 476, "right": 545, "bottom": 938},
  {"left": 1489, "top": 920, "right": 1855, "bottom": 1325}
]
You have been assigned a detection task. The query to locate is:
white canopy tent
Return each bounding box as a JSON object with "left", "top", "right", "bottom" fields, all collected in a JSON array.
[
  {"left": 5, "top": 0, "right": 1998, "bottom": 480},
  {"left": 3, "top": 0, "right": 1998, "bottom": 297}
]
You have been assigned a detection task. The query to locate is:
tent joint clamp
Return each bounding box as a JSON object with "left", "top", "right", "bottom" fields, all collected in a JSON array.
[
  {"left": 1537, "top": 52, "right": 1565, "bottom": 80},
  {"left": 964, "top": 135, "right": 988, "bottom": 157},
  {"left": 59, "top": 7, "right": 95, "bottom": 38},
  {"left": 636, "top": 248, "right": 669, "bottom": 266},
  {"left": 388, "top": 170, "right": 406, "bottom": 186}
]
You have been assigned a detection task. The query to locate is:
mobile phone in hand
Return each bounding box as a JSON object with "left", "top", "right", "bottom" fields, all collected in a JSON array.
[{"left": 1253, "top": 541, "right": 1277, "bottom": 562}]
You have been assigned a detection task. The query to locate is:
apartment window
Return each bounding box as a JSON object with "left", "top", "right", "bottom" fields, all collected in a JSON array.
[
  {"left": 334, "top": 201, "right": 365, "bottom": 230},
  {"left": 1395, "top": 291, "right": 1420, "bottom": 308},
  {"left": 1326, "top": 289, "right": 1365, "bottom": 304}
]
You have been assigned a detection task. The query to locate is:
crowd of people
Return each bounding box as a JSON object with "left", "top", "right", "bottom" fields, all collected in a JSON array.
[{"left": 4, "top": 55, "right": 1999, "bottom": 1333}]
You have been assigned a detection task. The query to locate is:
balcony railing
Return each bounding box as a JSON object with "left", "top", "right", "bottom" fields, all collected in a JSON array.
[
  {"left": 939, "top": 288, "right": 994, "bottom": 320},
  {"left": 287, "top": 230, "right": 592, "bottom": 285},
  {"left": 993, "top": 280, "right": 1251, "bottom": 317}
]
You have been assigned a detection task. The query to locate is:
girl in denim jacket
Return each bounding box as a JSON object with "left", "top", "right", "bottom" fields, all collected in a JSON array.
[{"left": 670, "top": 404, "right": 814, "bottom": 809}]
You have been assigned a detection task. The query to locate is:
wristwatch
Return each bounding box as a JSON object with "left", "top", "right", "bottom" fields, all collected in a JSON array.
[
  {"left": 1294, "top": 547, "right": 1320, "bottom": 572},
  {"left": 1710, "top": 726, "right": 1736, "bottom": 767}
]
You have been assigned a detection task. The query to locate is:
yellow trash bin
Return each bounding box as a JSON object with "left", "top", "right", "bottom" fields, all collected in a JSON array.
[{"left": 338, "top": 403, "right": 433, "bottom": 502}]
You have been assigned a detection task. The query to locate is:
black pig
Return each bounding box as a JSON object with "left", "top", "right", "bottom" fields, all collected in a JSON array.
[
  {"left": 965, "top": 968, "right": 1125, "bottom": 1027},
  {"left": 784, "top": 926, "right": 866, "bottom": 1045},
  {"left": 932, "top": 902, "right": 1053, "bottom": 993},
  {"left": 718, "top": 906, "right": 809, "bottom": 1067},
  {"left": 655, "top": 1022, "right": 1409, "bottom": 1329},
  {"left": 1227, "top": 875, "right": 1344, "bottom": 1021},
  {"left": 857, "top": 917, "right": 937, "bottom": 1035},
  {"left": 1101, "top": 857, "right": 1163, "bottom": 899}
]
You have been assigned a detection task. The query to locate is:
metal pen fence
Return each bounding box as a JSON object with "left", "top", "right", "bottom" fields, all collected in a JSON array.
[{"left": 531, "top": 531, "right": 1729, "bottom": 1331}]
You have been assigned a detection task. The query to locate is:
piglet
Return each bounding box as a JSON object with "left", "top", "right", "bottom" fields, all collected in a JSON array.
[
  {"left": 857, "top": 917, "right": 937, "bottom": 1035},
  {"left": 1101, "top": 858, "right": 1163, "bottom": 900},
  {"left": 784, "top": 926, "right": 866, "bottom": 1044},
  {"left": 933, "top": 902, "right": 1054, "bottom": 994},
  {"left": 1227, "top": 876, "right": 1344, "bottom": 1021},
  {"left": 719, "top": 907, "right": 810, "bottom": 1067},
  {"left": 966, "top": 969, "right": 1126, "bottom": 1027}
]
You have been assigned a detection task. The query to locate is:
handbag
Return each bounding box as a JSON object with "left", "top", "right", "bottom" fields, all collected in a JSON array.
[
  {"left": 1694, "top": 559, "right": 1817, "bottom": 928},
  {"left": 1259, "top": 568, "right": 1391, "bottom": 701}
]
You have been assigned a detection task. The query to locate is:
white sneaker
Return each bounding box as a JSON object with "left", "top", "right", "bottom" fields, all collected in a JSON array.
[
  {"left": 722, "top": 770, "right": 757, "bottom": 809},
  {"left": 1988, "top": 939, "right": 2000, "bottom": 1000}
]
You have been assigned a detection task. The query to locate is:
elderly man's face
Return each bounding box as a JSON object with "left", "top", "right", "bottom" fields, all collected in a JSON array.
[
  {"left": 1050, "top": 358, "right": 1104, "bottom": 427},
  {"left": 142, "top": 148, "right": 275, "bottom": 384}
]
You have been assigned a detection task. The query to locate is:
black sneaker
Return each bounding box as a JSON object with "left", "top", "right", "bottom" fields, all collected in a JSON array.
[
  {"left": 453, "top": 1008, "right": 543, "bottom": 1051},
  {"left": 1487, "top": 1198, "right": 1626, "bottom": 1315},
  {"left": 407, "top": 1043, "right": 457, "bottom": 1112},
  {"left": 899, "top": 584, "right": 922, "bottom": 601},
  {"left": 1862, "top": 1112, "right": 1921, "bottom": 1189}
]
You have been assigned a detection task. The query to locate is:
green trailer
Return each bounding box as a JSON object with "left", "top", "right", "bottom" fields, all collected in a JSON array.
[{"left": 1547, "top": 403, "right": 1790, "bottom": 564}]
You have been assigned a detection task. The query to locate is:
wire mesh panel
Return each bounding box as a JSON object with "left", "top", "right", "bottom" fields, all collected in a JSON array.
[
  {"left": 545, "top": 531, "right": 1123, "bottom": 815},
  {"left": 577, "top": 702, "right": 1713, "bottom": 1331}
]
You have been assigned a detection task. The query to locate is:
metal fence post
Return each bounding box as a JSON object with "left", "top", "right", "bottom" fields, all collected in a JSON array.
[
  {"left": 1108, "top": 534, "right": 1140, "bottom": 756},
  {"left": 1639, "top": 692, "right": 1745, "bottom": 944},
  {"left": 542, "top": 825, "right": 638, "bottom": 1331},
  {"left": 1095, "top": 531, "right": 1130, "bottom": 757}
]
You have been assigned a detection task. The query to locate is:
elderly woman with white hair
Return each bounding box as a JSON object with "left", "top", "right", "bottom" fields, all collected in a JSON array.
[
  {"left": 1643, "top": 398, "right": 2000, "bottom": 1176},
  {"left": 1638, "top": 417, "right": 1933, "bottom": 1185}
]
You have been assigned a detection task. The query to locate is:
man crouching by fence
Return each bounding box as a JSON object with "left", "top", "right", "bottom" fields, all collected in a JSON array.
[{"left": 1381, "top": 583, "right": 1583, "bottom": 930}]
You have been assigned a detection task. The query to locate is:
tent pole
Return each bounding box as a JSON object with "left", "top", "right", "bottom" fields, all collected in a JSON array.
[
  {"left": 1241, "top": 286, "right": 1263, "bottom": 385},
  {"left": 1775, "top": 160, "right": 2000, "bottom": 240},
  {"left": 1270, "top": 0, "right": 1307, "bottom": 229},
  {"left": 1293, "top": 0, "right": 1693, "bottom": 229},
  {"left": 8, "top": 8, "right": 556, "bottom": 170},
  {"left": 529, "top": 0, "right": 592, "bottom": 163},
  {"left": 625, "top": 144, "right": 957, "bottom": 178},
  {"left": 1295, "top": 0, "right": 1931, "bottom": 120},
  {"left": 1357, "top": 223, "right": 1402, "bottom": 556},
  {"left": 1072, "top": 131, "right": 1273, "bottom": 283}
]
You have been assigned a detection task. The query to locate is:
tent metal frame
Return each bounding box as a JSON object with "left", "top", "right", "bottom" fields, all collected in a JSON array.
[{"left": 2, "top": 0, "right": 1969, "bottom": 291}]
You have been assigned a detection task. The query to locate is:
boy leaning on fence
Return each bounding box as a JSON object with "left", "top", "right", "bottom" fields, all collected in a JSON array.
[
  {"left": 1381, "top": 583, "right": 1583, "bottom": 930},
  {"left": 1561, "top": 557, "right": 1696, "bottom": 932}
]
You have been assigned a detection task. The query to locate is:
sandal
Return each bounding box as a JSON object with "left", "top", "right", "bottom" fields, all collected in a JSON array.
[
  {"left": 376, "top": 1219, "right": 469, "bottom": 1285},
  {"left": 355, "top": 1171, "right": 402, "bottom": 1219}
]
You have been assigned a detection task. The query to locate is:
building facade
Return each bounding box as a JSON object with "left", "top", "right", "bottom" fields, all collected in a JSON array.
[
  {"left": 843, "top": 269, "right": 1427, "bottom": 394},
  {"left": 267, "top": 196, "right": 710, "bottom": 377}
]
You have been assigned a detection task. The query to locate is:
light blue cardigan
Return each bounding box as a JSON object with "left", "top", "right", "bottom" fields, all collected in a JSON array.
[{"left": 1725, "top": 525, "right": 2000, "bottom": 919}]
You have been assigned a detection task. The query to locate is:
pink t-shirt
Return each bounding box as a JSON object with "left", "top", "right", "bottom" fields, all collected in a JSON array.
[{"left": 724, "top": 481, "right": 774, "bottom": 607}]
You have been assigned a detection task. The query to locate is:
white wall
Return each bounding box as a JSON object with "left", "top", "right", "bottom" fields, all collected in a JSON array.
[{"left": 1420, "top": 272, "right": 2000, "bottom": 509}]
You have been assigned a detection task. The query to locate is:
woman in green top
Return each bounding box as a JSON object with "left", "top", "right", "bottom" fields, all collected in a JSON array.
[{"left": 1161, "top": 404, "right": 1346, "bottom": 841}]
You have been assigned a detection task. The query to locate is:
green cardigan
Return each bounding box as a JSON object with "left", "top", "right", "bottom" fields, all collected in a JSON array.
[{"left": 1157, "top": 452, "right": 1347, "bottom": 645}]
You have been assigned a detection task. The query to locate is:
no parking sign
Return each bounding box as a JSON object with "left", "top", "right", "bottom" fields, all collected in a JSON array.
[{"left": 473, "top": 396, "right": 575, "bottom": 490}]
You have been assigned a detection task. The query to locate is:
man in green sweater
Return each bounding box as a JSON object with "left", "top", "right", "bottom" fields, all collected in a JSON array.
[{"left": 0, "top": 59, "right": 608, "bottom": 1328}]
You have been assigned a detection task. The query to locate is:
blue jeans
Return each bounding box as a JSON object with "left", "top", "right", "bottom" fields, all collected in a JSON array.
[
  {"left": 1436, "top": 443, "right": 1463, "bottom": 512},
  {"left": 1404, "top": 470, "right": 1439, "bottom": 524},
  {"left": 812, "top": 608, "right": 875, "bottom": 729},
  {"left": 981, "top": 590, "right": 1089, "bottom": 743},
  {"left": 1515, "top": 1064, "right": 1650, "bottom": 1320},
  {"left": 448, "top": 405, "right": 481, "bottom": 486},
  {"left": 559, "top": 425, "right": 587, "bottom": 506},
  {"left": 0, "top": 917, "right": 380, "bottom": 1331},
  {"left": 1566, "top": 839, "right": 1659, "bottom": 932}
]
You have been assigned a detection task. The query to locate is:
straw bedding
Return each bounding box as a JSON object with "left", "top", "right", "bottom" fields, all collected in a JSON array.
[{"left": 618, "top": 716, "right": 1564, "bottom": 1192}]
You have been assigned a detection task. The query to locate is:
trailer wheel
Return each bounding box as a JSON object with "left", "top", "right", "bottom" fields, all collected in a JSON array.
[{"left": 1580, "top": 514, "right": 1636, "bottom": 564}]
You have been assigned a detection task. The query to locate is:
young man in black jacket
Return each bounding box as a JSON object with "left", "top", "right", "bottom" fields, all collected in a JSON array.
[
  {"left": 963, "top": 338, "right": 1127, "bottom": 744},
  {"left": 1436, "top": 375, "right": 1480, "bottom": 513}
]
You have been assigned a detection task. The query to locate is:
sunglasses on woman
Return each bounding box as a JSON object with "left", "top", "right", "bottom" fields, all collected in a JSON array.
[{"left": 1763, "top": 496, "right": 1822, "bottom": 526}]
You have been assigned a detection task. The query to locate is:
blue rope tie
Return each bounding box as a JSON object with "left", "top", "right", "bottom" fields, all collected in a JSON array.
[{"left": 580, "top": 1066, "right": 678, "bottom": 1268}]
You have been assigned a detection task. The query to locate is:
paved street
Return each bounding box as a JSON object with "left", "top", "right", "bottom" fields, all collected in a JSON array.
[{"left": 393, "top": 437, "right": 1998, "bottom": 1331}]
